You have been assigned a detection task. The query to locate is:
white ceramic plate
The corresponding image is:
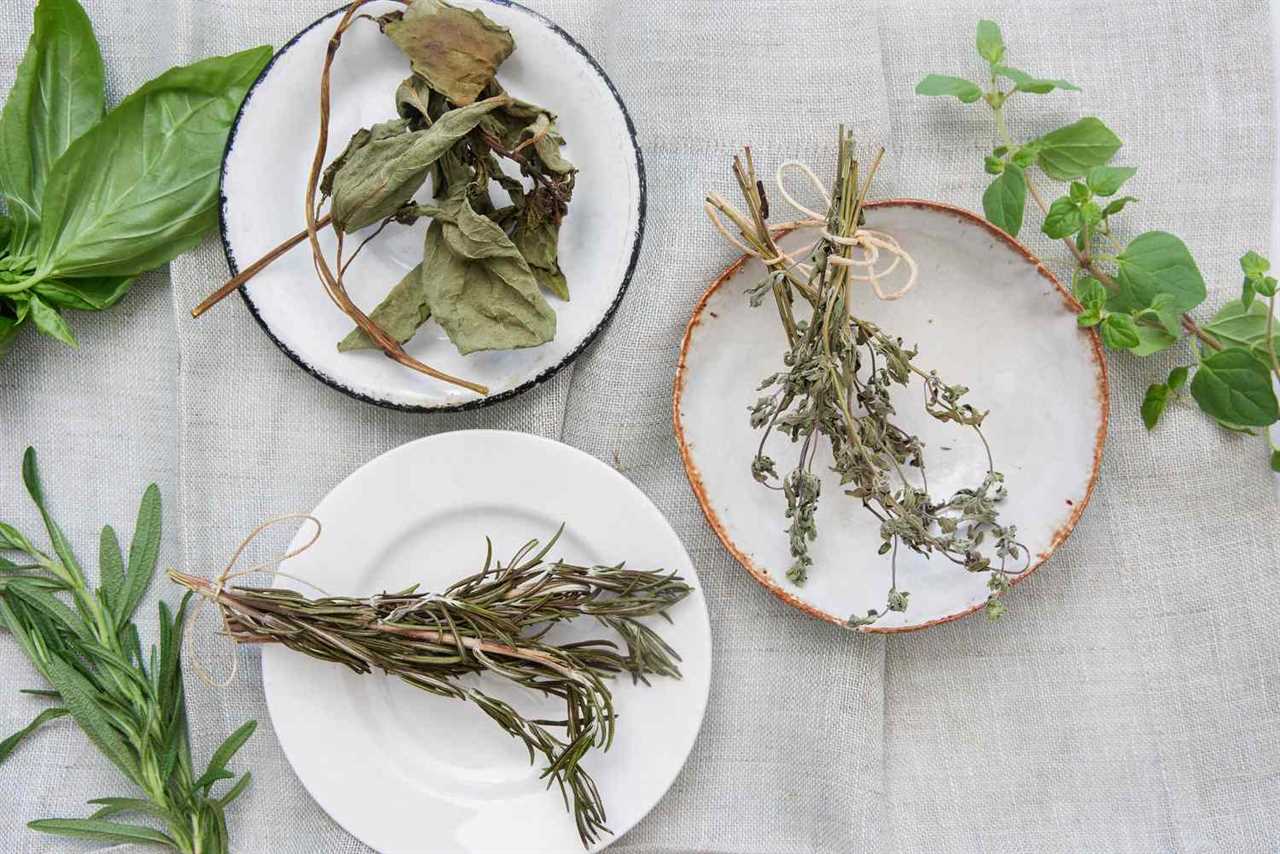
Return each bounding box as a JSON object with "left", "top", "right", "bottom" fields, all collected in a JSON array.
[
  {"left": 220, "top": 1, "right": 644, "bottom": 411},
  {"left": 262, "top": 431, "right": 710, "bottom": 852},
  {"left": 675, "top": 201, "right": 1107, "bottom": 632}
]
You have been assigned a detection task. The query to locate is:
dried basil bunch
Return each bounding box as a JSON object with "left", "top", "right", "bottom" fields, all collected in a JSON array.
[
  {"left": 707, "top": 129, "right": 1027, "bottom": 626},
  {"left": 195, "top": 0, "right": 577, "bottom": 395},
  {"left": 171, "top": 527, "right": 690, "bottom": 847}
]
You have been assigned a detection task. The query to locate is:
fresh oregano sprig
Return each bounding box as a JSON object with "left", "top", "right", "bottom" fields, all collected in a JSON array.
[
  {"left": 706, "top": 129, "right": 1027, "bottom": 626},
  {"left": 0, "top": 448, "right": 256, "bottom": 852},
  {"left": 918, "top": 20, "right": 1280, "bottom": 469},
  {"left": 169, "top": 526, "right": 691, "bottom": 848}
]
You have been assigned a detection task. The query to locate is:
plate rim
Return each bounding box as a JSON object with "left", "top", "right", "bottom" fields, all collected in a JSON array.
[
  {"left": 261, "top": 429, "right": 713, "bottom": 852},
  {"left": 217, "top": 0, "right": 647, "bottom": 413},
  {"left": 672, "top": 198, "right": 1110, "bottom": 634}
]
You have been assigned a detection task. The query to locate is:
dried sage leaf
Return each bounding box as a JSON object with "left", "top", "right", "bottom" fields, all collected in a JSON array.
[
  {"left": 420, "top": 196, "right": 554, "bottom": 354},
  {"left": 329, "top": 97, "right": 508, "bottom": 232},
  {"left": 381, "top": 0, "right": 514, "bottom": 106},
  {"left": 337, "top": 263, "right": 430, "bottom": 352}
]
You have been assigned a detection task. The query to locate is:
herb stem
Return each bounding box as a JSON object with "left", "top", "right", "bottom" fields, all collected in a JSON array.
[{"left": 190, "top": 214, "right": 334, "bottom": 318}]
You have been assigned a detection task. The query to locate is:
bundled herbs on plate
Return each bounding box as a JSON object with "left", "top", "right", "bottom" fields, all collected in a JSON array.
[
  {"left": 194, "top": 0, "right": 578, "bottom": 397},
  {"left": 170, "top": 526, "right": 689, "bottom": 847},
  {"left": 704, "top": 130, "right": 1027, "bottom": 626},
  {"left": 918, "top": 20, "right": 1280, "bottom": 469},
  {"left": 0, "top": 0, "right": 270, "bottom": 362},
  {"left": 0, "top": 449, "right": 257, "bottom": 852}
]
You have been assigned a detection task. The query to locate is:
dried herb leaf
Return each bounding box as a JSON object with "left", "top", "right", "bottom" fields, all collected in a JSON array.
[
  {"left": 420, "top": 196, "right": 554, "bottom": 354},
  {"left": 520, "top": 113, "right": 574, "bottom": 175},
  {"left": 394, "top": 74, "right": 435, "bottom": 126},
  {"left": 338, "top": 263, "right": 430, "bottom": 352},
  {"left": 511, "top": 200, "right": 569, "bottom": 300},
  {"left": 381, "top": 0, "right": 514, "bottom": 106},
  {"left": 329, "top": 97, "right": 508, "bottom": 232}
]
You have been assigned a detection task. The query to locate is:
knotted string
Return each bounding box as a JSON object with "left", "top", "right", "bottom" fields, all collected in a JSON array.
[
  {"left": 183, "top": 514, "right": 325, "bottom": 689},
  {"left": 705, "top": 159, "right": 919, "bottom": 301}
]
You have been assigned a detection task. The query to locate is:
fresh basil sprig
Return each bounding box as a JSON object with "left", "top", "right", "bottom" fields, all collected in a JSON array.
[
  {"left": 0, "top": 0, "right": 270, "bottom": 361},
  {"left": 0, "top": 449, "right": 256, "bottom": 852},
  {"left": 917, "top": 20, "right": 1280, "bottom": 469}
]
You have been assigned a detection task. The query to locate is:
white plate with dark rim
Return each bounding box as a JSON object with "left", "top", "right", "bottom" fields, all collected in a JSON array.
[
  {"left": 220, "top": 1, "right": 644, "bottom": 412},
  {"left": 263, "top": 430, "right": 710, "bottom": 852},
  {"left": 675, "top": 201, "right": 1108, "bottom": 632}
]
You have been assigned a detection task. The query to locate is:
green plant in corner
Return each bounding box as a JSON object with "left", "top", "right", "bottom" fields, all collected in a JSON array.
[
  {"left": 0, "top": 0, "right": 271, "bottom": 362},
  {"left": 0, "top": 449, "right": 256, "bottom": 852},
  {"left": 917, "top": 20, "right": 1280, "bottom": 469}
]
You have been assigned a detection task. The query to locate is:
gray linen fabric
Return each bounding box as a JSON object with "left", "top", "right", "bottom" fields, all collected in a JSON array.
[{"left": 1, "top": 1, "right": 1277, "bottom": 852}]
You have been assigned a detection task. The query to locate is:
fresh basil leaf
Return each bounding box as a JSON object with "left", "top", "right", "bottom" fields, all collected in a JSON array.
[
  {"left": 0, "top": 706, "right": 69, "bottom": 767},
  {"left": 338, "top": 263, "right": 430, "bottom": 352},
  {"left": 976, "top": 20, "right": 1004, "bottom": 64},
  {"left": 27, "top": 818, "right": 176, "bottom": 846},
  {"left": 1041, "top": 196, "right": 1082, "bottom": 239},
  {"left": 32, "top": 276, "right": 133, "bottom": 311},
  {"left": 0, "top": 313, "right": 23, "bottom": 361},
  {"left": 1203, "top": 298, "right": 1280, "bottom": 362},
  {"left": 993, "top": 64, "right": 1078, "bottom": 94},
  {"left": 1167, "top": 366, "right": 1189, "bottom": 391},
  {"left": 1271, "top": 448, "right": 1280, "bottom": 472},
  {"left": 981, "top": 163, "right": 1026, "bottom": 236},
  {"left": 1111, "top": 231, "right": 1207, "bottom": 314},
  {"left": 1100, "top": 312, "right": 1140, "bottom": 350},
  {"left": 1035, "top": 117, "right": 1122, "bottom": 180},
  {"left": 1129, "top": 325, "right": 1177, "bottom": 357},
  {"left": 1086, "top": 165, "right": 1137, "bottom": 196},
  {"left": 1190, "top": 347, "right": 1279, "bottom": 427},
  {"left": 381, "top": 0, "right": 515, "bottom": 106},
  {"left": 915, "top": 75, "right": 983, "bottom": 103},
  {"left": 27, "top": 294, "right": 76, "bottom": 347},
  {"left": 34, "top": 46, "right": 272, "bottom": 279},
  {"left": 0, "top": 0, "right": 105, "bottom": 252},
  {"left": 1141, "top": 383, "right": 1169, "bottom": 430}
]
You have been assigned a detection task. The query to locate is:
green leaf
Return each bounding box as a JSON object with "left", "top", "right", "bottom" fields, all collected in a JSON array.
[
  {"left": 201, "top": 719, "right": 256, "bottom": 784},
  {"left": 0, "top": 0, "right": 105, "bottom": 252},
  {"left": 914, "top": 74, "right": 983, "bottom": 103},
  {"left": 1102, "top": 196, "right": 1138, "bottom": 218},
  {"left": 121, "top": 484, "right": 161, "bottom": 623},
  {"left": 28, "top": 818, "right": 176, "bottom": 846},
  {"left": 1203, "top": 298, "right": 1280, "bottom": 362},
  {"left": 98, "top": 525, "right": 125, "bottom": 613},
  {"left": 0, "top": 706, "right": 69, "bottom": 767},
  {"left": 87, "top": 797, "right": 164, "bottom": 820},
  {"left": 1035, "top": 117, "right": 1123, "bottom": 180},
  {"left": 21, "top": 447, "right": 87, "bottom": 587},
  {"left": 1271, "top": 448, "right": 1280, "bottom": 472},
  {"left": 1086, "top": 165, "right": 1137, "bottom": 196},
  {"left": 976, "top": 20, "right": 1005, "bottom": 64},
  {"left": 418, "top": 196, "right": 555, "bottom": 355},
  {"left": 1141, "top": 383, "right": 1170, "bottom": 430},
  {"left": 1041, "top": 196, "right": 1083, "bottom": 239},
  {"left": 27, "top": 294, "right": 77, "bottom": 347},
  {"left": 1241, "top": 250, "right": 1270, "bottom": 277},
  {"left": 329, "top": 96, "right": 510, "bottom": 233},
  {"left": 1139, "top": 292, "right": 1186, "bottom": 336},
  {"left": 1167, "top": 365, "right": 1189, "bottom": 390},
  {"left": 215, "top": 771, "right": 252, "bottom": 807},
  {"left": 981, "top": 163, "right": 1026, "bottom": 236},
  {"left": 1073, "top": 275, "right": 1107, "bottom": 309},
  {"left": 1100, "top": 312, "right": 1140, "bottom": 349},
  {"left": 32, "top": 276, "right": 134, "bottom": 311},
  {"left": 35, "top": 46, "right": 272, "bottom": 279},
  {"left": 0, "top": 313, "right": 24, "bottom": 362},
  {"left": 993, "top": 64, "right": 1078, "bottom": 94},
  {"left": 382, "top": 0, "right": 515, "bottom": 105},
  {"left": 1190, "top": 348, "right": 1279, "bottom": 427},
  {"left": 1077, "top": 305, "right": 1103, "bottom": 328},
  {"left": 1112, "top": 231, "right": 1207, "bottom": 314},
  {"left": 1129, "top": 325, "right": 1177, "bottom": 357},
  {"left": 41, "top": 654, "right": 139, "bottom": 783},
  {"left": 338, "top": 263, "right": 430, "bottom": 352}
]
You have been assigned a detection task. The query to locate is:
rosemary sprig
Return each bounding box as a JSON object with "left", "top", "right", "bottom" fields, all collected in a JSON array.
[
  {"left": 0, "top": 449, "right": 256, "bottom": 852},
  {"left": 170, "top": 526, "right": 691, "bottom": 847},
  {"left": 709, "top": 129, "right": 1027, "bottom": 626}
]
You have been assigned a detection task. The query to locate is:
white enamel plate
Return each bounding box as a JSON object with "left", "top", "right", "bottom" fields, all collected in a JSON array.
[
  {"left": 675, "top": 202, "right": 1108, "bottom": 632},
  {"left": 221, "top": 1, "right": 643, "bottom": 411},
  {"left": 263, "top": 431, "right": 710, "bottom": 852}
]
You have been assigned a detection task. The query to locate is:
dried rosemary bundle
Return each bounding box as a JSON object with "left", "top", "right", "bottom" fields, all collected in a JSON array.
[
  {"left": 194, "top": 0, "right": 577, "bottom": 395},
  {"left": 170, "top": 528, "right": 690, "bottom": 847},
  {"left": 706, "top": 129, "right": 1027, "bottom": 626}
]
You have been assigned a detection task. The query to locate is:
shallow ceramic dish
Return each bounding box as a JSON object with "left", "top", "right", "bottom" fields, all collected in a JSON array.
[
  {"left": 675, "top": 201, "right": 1108, "bottom": 632},
  {"left": 220, "top": 1, "right": 643, "bottom": 411},
  {"left": 263, "top": 430, "right": 711, "bottom": 852}
]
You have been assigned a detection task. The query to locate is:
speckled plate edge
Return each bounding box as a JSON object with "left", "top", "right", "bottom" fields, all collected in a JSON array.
[
  {"left": 673, "top": 199, "right": 1110, "bottom": 633},
  {"left": 217, "top": 0, "right": 646, "bottom": 413}
]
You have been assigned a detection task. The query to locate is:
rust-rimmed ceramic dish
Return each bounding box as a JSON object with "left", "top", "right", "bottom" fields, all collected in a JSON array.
[{"left": 674, "top": 200, "right": 1108, "bottom": 632}]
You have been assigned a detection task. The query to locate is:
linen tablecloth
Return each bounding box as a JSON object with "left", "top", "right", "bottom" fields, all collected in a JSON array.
[{"left": 2, "top": 1, "right": 1277, "bottom": 851}]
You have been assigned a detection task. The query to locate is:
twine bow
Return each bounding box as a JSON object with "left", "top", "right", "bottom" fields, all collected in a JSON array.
[{"left": 705, "top": 159, "right": 919, "bottom": 301}]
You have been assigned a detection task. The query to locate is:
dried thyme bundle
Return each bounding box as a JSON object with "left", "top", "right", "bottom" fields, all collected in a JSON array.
[
  {"left": 170, "top": 528, "right": 690, "bottom": 847},
  {"left": 194, "top": 0, "right": 577, "bottom": 396},
  {"left": 706, "top": 129, "right": 1027, "bottom": 626}
]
